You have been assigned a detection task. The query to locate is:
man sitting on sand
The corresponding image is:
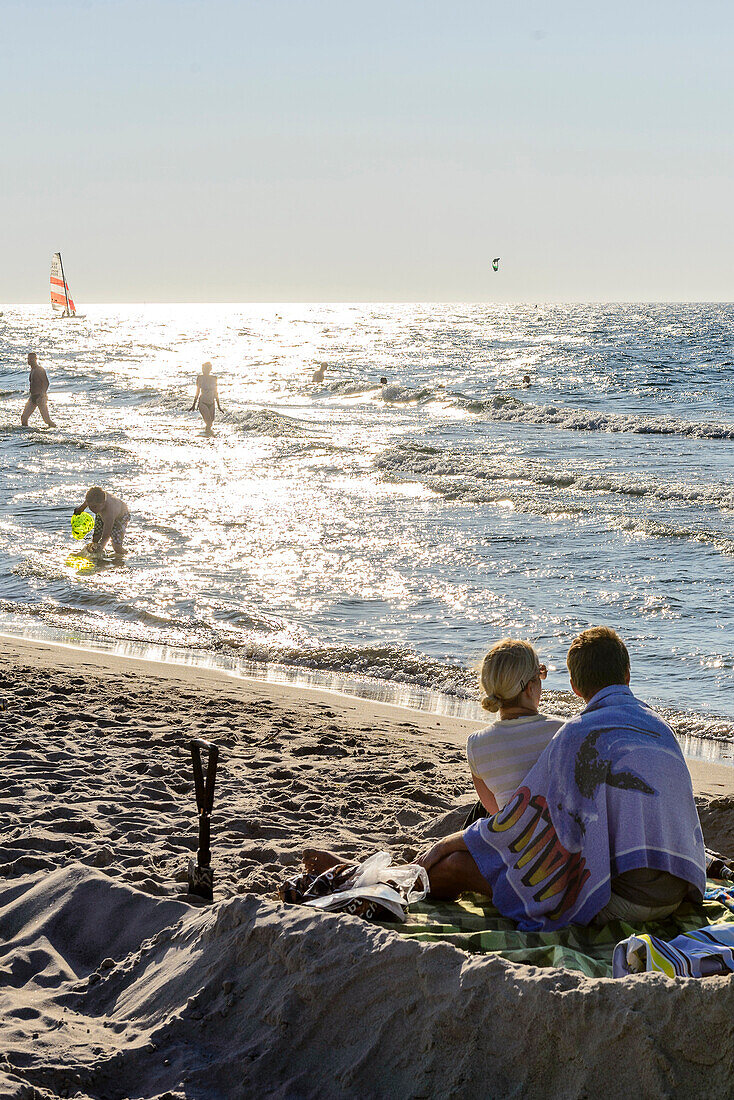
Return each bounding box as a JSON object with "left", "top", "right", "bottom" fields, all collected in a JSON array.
[
  {"left": 73, "top": 487, "right": 130, "bottom": 556},
  {"left": 21, "top": 352, "right": 56, "bottom": 428},
  {"left": 416, "top": 627, "right": 706, "bottom": 930}
]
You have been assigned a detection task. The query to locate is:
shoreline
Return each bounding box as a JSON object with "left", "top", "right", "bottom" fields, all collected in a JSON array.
[
  {"left": 1, "top": 632, "right": 733, "bottom": 802},
  {"left": 1, "top": 630, "right": 732, "bottom": 884},
  {"left": 2, "top": 623, "right": 733, "bottom": 764}
]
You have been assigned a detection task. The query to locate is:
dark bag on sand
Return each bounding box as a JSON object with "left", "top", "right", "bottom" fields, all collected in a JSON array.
[
  {"left": 706, "top": 848, "right": 734, "bottom": 882},
  {"left": 280, "top": 863, "right": 358, "bottom": 904},
  {"left": 280, "top": 864, "right": 397, "bottom": 921},
  {"left": 279, "top": 852, "right": 429, "bottom": 923}
]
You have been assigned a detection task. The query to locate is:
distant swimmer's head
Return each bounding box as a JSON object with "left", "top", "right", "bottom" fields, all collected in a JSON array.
[
  {"left": 479, "top": 638, "right": 546, "bottom": 713},
  {"left": 28, "top": 352, "right": 37, "bottom": 367},
  {"left": 379, "top": 377, "right": 388, "bottom": 385},
  {"left": 522, "top": 374, "right": 531, "bottom": 385},
  {"left": 85, "top": 486, "right": 107, "bottom": 513},
  {"left": 202, "top": 362, "right": 213, "bottom": 375}
]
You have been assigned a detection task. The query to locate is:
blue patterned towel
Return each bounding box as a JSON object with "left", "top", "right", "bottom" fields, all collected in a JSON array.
[
  {"left": 464, "top": 686, "right": 706, "bottom": 931},
  {"left": 613, "top": 922, "right": 734, "bottom": 977}
]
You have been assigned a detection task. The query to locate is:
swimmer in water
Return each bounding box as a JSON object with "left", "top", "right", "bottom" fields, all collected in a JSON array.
[
  {"left": 190, "top": 362, "right": 223, "bottom": 432},
  {"left": 21, "top": 352, "right": 56, "bottom": 428},
  {"left": 522, "top": 374, "right": 531, "bottom": 386},
  {"left": 379, "top": 376, "right": 388, "bottom": 385},
  {"left": 312, "top": 363, "right": 326, "bottom": 383}
]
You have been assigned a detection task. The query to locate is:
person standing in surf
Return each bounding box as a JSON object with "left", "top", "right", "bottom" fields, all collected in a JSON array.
[
  {"left": 190, "top": 362, "right": 223, "bottom": 432},
  {"left": 21, "top": 352, "right": 56, "bottom": 428}
]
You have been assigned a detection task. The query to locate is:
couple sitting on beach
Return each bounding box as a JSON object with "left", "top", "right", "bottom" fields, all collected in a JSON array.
[{"left": 309, "top": 627, "right": 706, "bottom": 931}]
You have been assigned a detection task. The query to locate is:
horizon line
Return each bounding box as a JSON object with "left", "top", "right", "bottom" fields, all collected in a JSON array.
[{"left": 2, "top": 299, "right": 734, "bottom": 307}]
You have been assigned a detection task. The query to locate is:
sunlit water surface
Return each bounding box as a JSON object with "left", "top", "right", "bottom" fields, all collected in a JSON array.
[{"left": 1, "top": 303, "right": 732, "bottom": 741}]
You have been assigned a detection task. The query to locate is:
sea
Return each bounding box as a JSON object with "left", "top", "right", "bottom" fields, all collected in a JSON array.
[{"left": 1, "top": 303, "right": 733, "bottom": 754}]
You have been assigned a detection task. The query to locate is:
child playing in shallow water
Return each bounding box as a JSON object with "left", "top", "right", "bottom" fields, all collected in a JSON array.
[{"left": 73, "top": 487, "right": 130, "bottom": 555}]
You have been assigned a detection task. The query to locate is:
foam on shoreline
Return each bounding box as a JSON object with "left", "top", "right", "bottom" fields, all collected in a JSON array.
[{"left": 2, "top": 623, "right": 733, "bottom": 762}]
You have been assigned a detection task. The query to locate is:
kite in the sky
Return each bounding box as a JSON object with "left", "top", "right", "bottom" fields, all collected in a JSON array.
[{"left": 492, "top": 258, "right": 500, "bottom": 272}]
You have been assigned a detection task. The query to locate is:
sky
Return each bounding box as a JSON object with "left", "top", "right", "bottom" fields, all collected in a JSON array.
[{"left": 1, "top": 0, "right": 733, "bottom": 302}]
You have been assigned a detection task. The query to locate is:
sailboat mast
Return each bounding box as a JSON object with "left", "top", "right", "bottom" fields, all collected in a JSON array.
[{"left": 57, "top": 252, "right": 71, "bottom": 315}]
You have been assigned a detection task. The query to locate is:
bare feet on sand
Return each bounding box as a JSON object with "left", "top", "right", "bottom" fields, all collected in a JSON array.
[{"left": 302, "top": 848, "right": 351, "bottom": 875}]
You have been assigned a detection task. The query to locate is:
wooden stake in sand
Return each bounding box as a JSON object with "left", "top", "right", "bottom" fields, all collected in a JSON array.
[{"left": 187, "top": 738, "right": 219, "bottom": 901}]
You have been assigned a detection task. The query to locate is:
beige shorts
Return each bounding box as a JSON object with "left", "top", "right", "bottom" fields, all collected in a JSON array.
[{"left": 594, "top": 893, "right": 683, "bottom": 925}]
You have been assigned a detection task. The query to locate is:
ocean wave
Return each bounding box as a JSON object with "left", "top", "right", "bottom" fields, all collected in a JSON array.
[
  {"left": 380, "top": 383, "right": 436, "bottom": 404},
  {"left": 662, "top": 711, "right": 734, "bottom": 744},
  {"left": 223, "top": 639, "right": 480, "bottom": 696},
  {"left": 458, "top": 395, "right": 734, "bottom": 440},
  {"left": 617, "top": 517, "right": 734, "bottom": 556},
  {"left": 0, "top": 596, "right": 301, "bottom": 654},
  {"left": 325, "top": 379, "right": 376, "bottom": 397},
  {"left": 3, "top": 430, "right": 130, "bottom": 456},
  {"left": 321, "top": 379, "right": 734, "bottom": 439},
  {"left": 229, "top": 407, "right": 316, "bottom": 438},
  {"left": 325, "top": 379, "right": 438, "bottom": 404},
  {"left": 0, "top": 595, "right": 477, "bottom": 696},
  {"left": 456, "top": 392, "right": 525, "bottom": 412},
  {"left": 531, "top": 471, "right": 734, "bottom": 510},
  {"left": 376, "top": 443, "right": 734, "bottom": 513}
]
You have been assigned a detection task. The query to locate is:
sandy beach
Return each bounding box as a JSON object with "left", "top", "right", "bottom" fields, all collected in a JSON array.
[
  {"left": 4, "top": 2, "right": 734, "bottom": 1096},
  {"left": 1, "top": 634, "right": 733, "bottom": 1099}
]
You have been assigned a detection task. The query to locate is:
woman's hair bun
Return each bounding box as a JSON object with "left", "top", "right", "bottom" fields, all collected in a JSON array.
[{"left": 479, "top": 638, "right": 539, "bottom": 713}]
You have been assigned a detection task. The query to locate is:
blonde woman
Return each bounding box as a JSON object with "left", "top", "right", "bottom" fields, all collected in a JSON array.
[
  {"left": 416, "top": 640, "right": 563, "bottom": 899},
  {"left": 302, "top": 641, "right": 563, "bottom": 901},
  {"left": 467, "top": 639, "right": 563, "bottom": 817}
]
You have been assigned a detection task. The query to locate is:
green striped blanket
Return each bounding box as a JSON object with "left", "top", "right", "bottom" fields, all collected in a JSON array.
[{"left": 388, "top": 883, "right": 734, "bottom": 977}]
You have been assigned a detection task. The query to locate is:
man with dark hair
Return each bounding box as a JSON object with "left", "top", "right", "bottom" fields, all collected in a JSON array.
[
  {"left": 560, "top": 626, "right": 703, "bottom": 923},
  {"left": 567, "top": 625, "right": 629, "bottom": 700},
  {"left": 419, "top": 626, "right": 705, "bottom": 929}
]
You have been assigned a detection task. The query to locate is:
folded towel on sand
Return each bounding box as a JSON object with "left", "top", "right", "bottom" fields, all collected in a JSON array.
[
  {"left": 613, "top": 923, "right": 734, "bottom": 978},
  {"left": 464, "top": 686, "right": 706, "bottom": 931},
  {"left": 607, "top": 883, "right": 734, "bottom": 978}
]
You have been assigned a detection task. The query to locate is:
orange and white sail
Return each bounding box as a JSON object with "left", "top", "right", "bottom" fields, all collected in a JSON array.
[{"left": 50, "top": 252, "right": 76, "bottom": 315}]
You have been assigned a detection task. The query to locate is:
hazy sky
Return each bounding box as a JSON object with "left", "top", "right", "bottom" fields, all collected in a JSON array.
[{"left": 2, "top": 0, "right": 733, "bottom": 302}]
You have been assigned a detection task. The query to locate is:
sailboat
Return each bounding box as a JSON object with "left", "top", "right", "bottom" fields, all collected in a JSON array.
[{"left": 50, "top": 252, "right": 84, "bottom": 318}]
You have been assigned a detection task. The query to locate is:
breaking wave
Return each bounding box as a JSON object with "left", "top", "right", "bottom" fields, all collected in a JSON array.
[
  {"left": 376, "top": 443, "right": 734, "bottom": 514},
  {"left": 457, "top": 395, "right": 734, "bottom": 440},
  {"left": 228, "top": 407, "right": 316, "bottom": 438}
]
